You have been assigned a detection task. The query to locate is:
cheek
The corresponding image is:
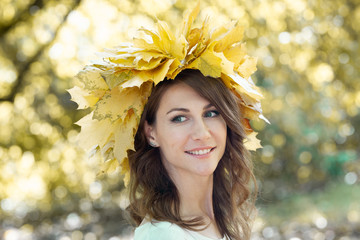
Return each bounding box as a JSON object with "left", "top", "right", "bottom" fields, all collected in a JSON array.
[
  {"left": 209, "top": 118, "right": 227, "bottom": 140},
  {"left": 157, "top": 125, "right": 190, "bottom": 149}
]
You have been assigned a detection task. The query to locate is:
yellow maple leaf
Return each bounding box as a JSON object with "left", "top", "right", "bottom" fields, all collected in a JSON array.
[
  {"left": 214, "top": 22, "right": 245, "bottom": 52},
  {"left": 76, "top": 112, "right": 120, "bottom": 151},
  {"left": 114, "top": 111, "right": 137, "bottom": 165},
  {"left": 167, "top": 58, "right": 182, "bottom": 79},
  {"left": 239, "top": 104, "right": 261, "bottom": 121},
  {"left": 147, "top": 59, "right": 175, "bottom": 84},
  {"left": 180, "top": 1, "right": 200, "bottom": 38},
  {"left": 187, "top": 28, "right": 202, "bottom": 52},
  {"left": 120, "top": 72, "right": 150, "bottom": 88},
  {"left": 213, "top": 51, "right": 235, "bottom": 76},
  {"left": 134, "top": 51, "right": 167, "bottom": 63},
  {"left": 93, "top": 86, "right": 144, "bottom": 122},
  {"left": 101, "top": 69, "right": 133, "bottom": 89},
  {"left": 156, "top": 21, "right": 173, "bottom": 54},
  {"left": 188, "top": 46, "right": 222, "bottom": 78},
  {"left": 236, "top": 56, "right": 258, "bottom": 79},
  {"left": 99, "top": 158, "right": 118, "bottom": 175},
  {"left": 120, "top": 158, "right": 130, "bottom": 187},
  {"left": 244, "top": 132, "right": 262, "bottom": 151},
  {"left": 227, "top": 73, "right": 263, "bottom": 100},
  {"left": 76, "top": 67, "right": 109, "bottom": 91},
  {"left": 223, "top": 43, "right": 247, "bottom": 66},
  {"left": 136, "top": 57, "right": 163, "bottom": 71},
  {"left": 209, "top": 24, "right": 229, "bottom": 42},
  {"left": 67, "top": 86, "right": 99, "bottom": 109}
]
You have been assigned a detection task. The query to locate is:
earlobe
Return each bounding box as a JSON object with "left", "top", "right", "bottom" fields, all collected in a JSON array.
[{"left": 144, "top": 121, "right": 159, "bottom": 147}]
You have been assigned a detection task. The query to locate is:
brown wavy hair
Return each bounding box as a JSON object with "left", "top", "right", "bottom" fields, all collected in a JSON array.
[{"left": 127, "top": 69, "right": 257, "bottom": 240}]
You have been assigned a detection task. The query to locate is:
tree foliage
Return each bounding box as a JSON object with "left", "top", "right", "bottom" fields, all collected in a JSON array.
[{"left": 0, "top": 0, "right": 359, "bottom": 238}]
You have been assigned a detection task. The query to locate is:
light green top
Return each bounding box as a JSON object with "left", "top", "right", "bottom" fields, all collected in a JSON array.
[{"left": 134, "top": 221, "right": 228, "bottom": 240}]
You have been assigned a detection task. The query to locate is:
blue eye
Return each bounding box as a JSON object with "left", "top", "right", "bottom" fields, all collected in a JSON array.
[
  {"left": 204, "top": 110, "right": 219, "bottom": 118},
  {"left": 171, "top": 116, "right": 187, "bottom": 123}
]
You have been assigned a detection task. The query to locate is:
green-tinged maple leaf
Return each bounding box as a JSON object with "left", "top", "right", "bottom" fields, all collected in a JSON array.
[
  {"left": 188, "top": 48, "right": 222, "bottom": 78},
  {"left": 76, "top": 67, "right": 109, "bottom": 91},
  {"left": 101, "top": 69, "right": 133, "bottom": 89},
  {"left": 93, "top": 86, "right": 144, "bottom": 122}
]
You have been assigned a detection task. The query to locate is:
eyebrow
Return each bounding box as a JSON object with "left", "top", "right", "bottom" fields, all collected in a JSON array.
[{"left": 166, "top": 103, "right": 214, "bottom": 115}]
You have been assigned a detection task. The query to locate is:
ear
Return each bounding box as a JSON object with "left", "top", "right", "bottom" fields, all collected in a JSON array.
[{"left": 144, "top": 121, "right": 159, "bottom": 147}]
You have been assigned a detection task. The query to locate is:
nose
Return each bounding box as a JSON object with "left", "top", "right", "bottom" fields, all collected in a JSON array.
[{"left": 191, "top": 118, "right": 211, "bottom": 140}]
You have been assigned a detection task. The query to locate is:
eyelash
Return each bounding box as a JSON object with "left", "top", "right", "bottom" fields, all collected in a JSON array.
[{"left": 170, "top": 110, "right": 220, "bottom": 123}]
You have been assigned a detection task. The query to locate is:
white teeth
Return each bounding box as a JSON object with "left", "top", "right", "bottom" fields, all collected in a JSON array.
[{"left": 187, "top": 148, "right": 212, "bottom": 155}]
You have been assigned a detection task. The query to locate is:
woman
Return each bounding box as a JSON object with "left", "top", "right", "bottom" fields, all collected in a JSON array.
[
  {"left": 128, "top": 69, "right": 256, "bottom": 240},
  {"left": 69, "top": 4, "right": 267, "bottom": 240}
]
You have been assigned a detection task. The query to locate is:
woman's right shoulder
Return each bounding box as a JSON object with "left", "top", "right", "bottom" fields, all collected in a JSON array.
[{"left": 134, "top": 221, "right": 190, "bottom": 240}]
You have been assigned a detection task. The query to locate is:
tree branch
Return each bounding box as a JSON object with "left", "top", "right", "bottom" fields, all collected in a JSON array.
[
  {"left": 0, "top": 0, "right": 44, "bottom": 37},
  {"left": 0, "top": 0, "right": 82, "bottom": 102}
]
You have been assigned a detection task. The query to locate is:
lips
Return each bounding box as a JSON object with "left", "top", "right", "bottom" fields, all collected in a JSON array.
[{"left": 185, "top": 147, "right": 215, "bottom": 156}]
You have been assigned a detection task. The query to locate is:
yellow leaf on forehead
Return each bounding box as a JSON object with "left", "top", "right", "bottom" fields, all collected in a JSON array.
[
  {"left": 236, "top": 56, "right": 258, "bottom": 80},
  {"left": 76, "top": 112, "right": 119, "bottom": 150},
  {"left": 214, "top": 22, "right": 245, "bottom": 52},
  {"left": 93, "top": 86, "right": 144, "bottom": 122},
  {"left": 244, "top": 132, "right": 262, "bottom": 151},
  {"left": 67, "top": 86, "right": 99, "bottom": 109},
  {"left": 114, "top": 111, "right": 137, "bottom": 166}
]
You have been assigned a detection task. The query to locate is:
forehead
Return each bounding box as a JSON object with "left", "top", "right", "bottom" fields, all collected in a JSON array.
[{"left": 157, "top": 82, "right": 210, "bottom": 110}]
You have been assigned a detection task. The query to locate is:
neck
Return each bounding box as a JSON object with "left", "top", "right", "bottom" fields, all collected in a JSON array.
[
  {"left": 171, "top": 172, "right": 215, "bottom": 220},
  {"left": 169, "top": 170, "right": 223, "bottom": 239}
]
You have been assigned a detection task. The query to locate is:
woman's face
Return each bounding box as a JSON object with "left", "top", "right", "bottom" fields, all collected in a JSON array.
[{"left": 146, "top": 82, "right": 227, "bottom": 179}]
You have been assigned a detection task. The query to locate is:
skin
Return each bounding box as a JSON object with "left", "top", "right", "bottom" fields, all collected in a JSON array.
[{"left": 145, "top": 82, "right": 227, "bottom": 238}]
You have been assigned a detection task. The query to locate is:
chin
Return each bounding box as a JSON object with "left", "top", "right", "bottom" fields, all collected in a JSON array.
[{"left": 194, "top": 165, "right": 218, "bottom": 176}]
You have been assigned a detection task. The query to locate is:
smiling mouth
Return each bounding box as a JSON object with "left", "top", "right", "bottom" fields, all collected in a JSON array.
[{"left": 185, "top": 147, "right": 215, "bottom": 156}]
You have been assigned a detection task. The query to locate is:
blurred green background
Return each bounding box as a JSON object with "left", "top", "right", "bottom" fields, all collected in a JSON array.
[{"left": 0, "top": 0, "right": 359, "bottom": 239}]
